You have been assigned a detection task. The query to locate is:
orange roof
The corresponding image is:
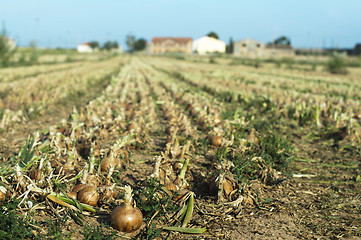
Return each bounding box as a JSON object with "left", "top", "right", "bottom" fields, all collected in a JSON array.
[{"left": 152, "top": 37, "right": 192, "bottom": 43}]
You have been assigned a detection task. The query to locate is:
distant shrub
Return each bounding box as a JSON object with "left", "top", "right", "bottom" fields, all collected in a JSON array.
[
  {"left": 282, "top": 57, "right": 294, "bottom": 69},
  {"left": 65, "top": 53, "right": 74, "bottom": 62},
  {"left": 275, "top": 59, "right": 282, "bottom": 68},
  {"left": 209, "top": 56, "right": 216, "bottom": 64},
  {"left": 254, "top": 58, "right": 261, "bottom": 68},
  {"left": 311, "top": 61, "right": 317, "bottom": 71},
  {"left": 326, "top": 53, "right": 348, "bottom": 74},
  {"left": 29, "top": 51, "right": 38, "bottom": 64},
  {"left": 0, "top": 29, "right": 16, "bottom": 67},
  {"left": 18, "top": 52, "right": 27, "bottom": 65}
]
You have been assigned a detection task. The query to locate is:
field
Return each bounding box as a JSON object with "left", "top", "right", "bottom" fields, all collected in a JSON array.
[{"left": 0, "top": 53, "right": 361, "bottom": 239}]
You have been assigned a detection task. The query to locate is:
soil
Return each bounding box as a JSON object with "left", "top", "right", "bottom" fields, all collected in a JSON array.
[{"left": 1, "top": 58, "right": 360, "bottom": 240}]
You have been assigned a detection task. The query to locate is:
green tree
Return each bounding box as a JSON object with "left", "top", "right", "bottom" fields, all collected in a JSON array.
[
  {"left": 103, "top": 41, "right": 111, "bottom": 50},
  {"left": 326, "top": 52, "right": 348, "bottom": 74},
  {"left": 126, "top": 34, "right": 136, "bottom": 52},
  {"left": 207, "top": 31, "right": 219, "bottom": 39},
  {"left": 0, "top": 27, "right": 16, "bottom": 67},
  {"left": 134, "top": 38, "right": 146, "bottom": 51},
  {"left": 89, "top": 41, "right": 99, "bottom": 49},
  {"left": 272, "top": 36, "right": 291, "bottom": 46},
  {"left": 102, "top": 41, "right": 118, "bottom": 51},
  {"left": 226, "top": 37, "right": 234, "bottom": 53},
  {"left": 28, "top": 40, "right": 38, "bottom": 65},
  {"left": 112, "top": 41, "right": 119, "bottom": 49}
]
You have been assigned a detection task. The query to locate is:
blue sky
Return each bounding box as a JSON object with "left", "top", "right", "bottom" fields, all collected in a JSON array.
[{"left": 1, "top": 0, "right": 360, "bottom": 49}]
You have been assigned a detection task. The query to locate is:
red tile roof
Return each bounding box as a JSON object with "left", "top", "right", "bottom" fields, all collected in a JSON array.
[{"left": 152, "top": 37, "right": 192, "bottom": 43}]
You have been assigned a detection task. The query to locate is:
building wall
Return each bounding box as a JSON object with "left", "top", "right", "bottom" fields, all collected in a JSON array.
[
  {"left": 151, "top": 38, "right": 192, "bottom": 54},
  {"left": 77, "top": 44, "right": 93, "bottom": 53},
  {"left": 233, "top": 39, "right": 295, "bottom": 58},
  {"left": 233, "top": 39, "right": 265, "bottom": 57},
  {"left": 193, "top": 36, "right": 226, "bottom": 54},
  {"left": 6, "top": 38, "right": 16, "bottom": 50}
]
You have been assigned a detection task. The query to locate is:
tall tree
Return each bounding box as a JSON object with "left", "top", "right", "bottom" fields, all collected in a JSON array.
[
  {"left": 207, "top": 31, "right": 219, "bottom": 39},
  {"left": 134, "top": 38, "right": 147, "bottom": 51},
  {"left": 226, "top": 37, "right": 234, "bottom": 54},
  {"left": 126, "top": 34, "right": 136, "bottom": 52},
  {"left": 0, "top": 27, "right": 16, "bottom": 67},
  {"left": 102, "top": 41, "right": 119, "bottom": 51},
  {"left": 273, "top": 36, "right": 291, "bottom": 46},
  {"left": 89, "top": 41, "right": 99, "bottom": 49}
]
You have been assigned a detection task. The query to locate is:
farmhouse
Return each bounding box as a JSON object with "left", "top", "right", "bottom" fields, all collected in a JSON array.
[
  {"left": 151, "top": 37, "right": 192, "bottom": 54},
  {"left": 233, "top": 39, "right": 265, "bottom": 57},
  {"left": 77, "top": 42, "right": 93, "bottom": 53},
  {"left": 192, "top": 36, "right": 226, "bottom": 54},
  {"left": 233, "top": 38, "right": 295, "bottom": 58},
  {"left": 0, "top": 36, "right": 16, "bottom": 50}
]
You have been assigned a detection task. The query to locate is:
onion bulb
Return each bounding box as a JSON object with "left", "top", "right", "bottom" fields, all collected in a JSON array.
[
  {"left": 77, "top": 185, "right": 99, "bottom": 206},
  {"left": 111, "top": 186, "right": 143, "bottom": 233},
  {"left": 72, "top": 183, "right": 87, "bottom": 193},
  {"left": 67, "top": 183, "right": 87, "bottom": 200},
  {"left": 100, "top": 185, "right": 118, "bottom": 201},
  {"left": 100, "top": 152, "right": 120, "bottom": 173},
  {"left": 223, "top": 179, "right": 234, "bottom": 198},
  {"left": 0, "top": 186, "right": 6, "bottom": 205},
  {"left": 164, "top": 182, "right": 179, "bottom": 192},
  {"left": 29, "top": 169, "right": 41, "bottom": 180},
  {"left": 209, "top": 135, "right": 222, "bottom": 147},
  {"left": 67, "top": 192, "right": 77, "bottom": 200}
]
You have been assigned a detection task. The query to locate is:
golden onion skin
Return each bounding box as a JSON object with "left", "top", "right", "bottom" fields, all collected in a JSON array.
[
  {"left": 111, "top": 203, "right": 143, "bottom": 233},
  {"left": 100, "top": 156, "right": 120, "bottom": 172},
  {"left": 209, "top": 135, "right": 222, "bottom": 147},
  {"left": 72, "top": 183, "right": 87, "bottom": 193},
  {"left": 77, "top": 186, "right": 99, "bottom": 206},
  {"left": 67, "top": 192, "right": 77, "bottom": 200},
  {"left": 0, "top": 189, "right": 5, "bottom": 205}
]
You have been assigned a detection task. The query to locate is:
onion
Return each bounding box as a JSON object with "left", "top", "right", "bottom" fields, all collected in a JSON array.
[
  {"left": 198, "top": 115, "right": 206, "bottom": 125},
  {"left": 100, "top": 185, "right": 118, "bottom": 201},
  {"left": 100, "top": 152, "right": 120, "bottom": 173},
  {"left": 72, "top": 183, "right": 87, "bottom": 193},
  {"left": 67, "top": 192, "right": 77, "bottom": 200},
  {"left": 164, "top": 182, "right": 179, "bottom": 192},
  {"left": 223, "top": 179, "right": 234, "bottom": 198},
  {"left": 165, "top": 135, "right": 172, "bottom": 144},
  {"left": 209, "top": 135, "right": 222, "bottom": 147},
  {"left": 111, "top": 186, "right": 143, "bottom": 233},
  {"left": 127, "top": 122, "right": 141, "bottom": 132},
  {"left": 172, "top": 188, "right": 188, "bottom": 202},
  {"left": 77, "top": 185, "right": 99, "bottom": 206},
  {"left": 86, "top": 174, "right": 100, "bottom": 187},
  {"left": 214, "top": 115, "right": 222, "bottom": 125},
  {"left": 0, "top": 186, "right": 6, "bottom": 205},
  {"left": 173, "top": 162, "right": 183, "bottom": 171},
  {"left": 29, "top": 169, "right": 41, "bottom": 180},
  {"left": 99, "top": 128, "right": 109, "bottom": 139}
]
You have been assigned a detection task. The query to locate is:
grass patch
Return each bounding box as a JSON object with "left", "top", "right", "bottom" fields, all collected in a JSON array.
[
  {"left": 326, "top": 53, "right": 348, "bottom": 75},
  {"left": 82, "top": 224, "right": 118, "bottom": 240},
  {"left": 0, "top": 198, "right": 37, "bottom": 239},
  {"left": 134, "top": 178, "right": 180, "bottom": 220}
]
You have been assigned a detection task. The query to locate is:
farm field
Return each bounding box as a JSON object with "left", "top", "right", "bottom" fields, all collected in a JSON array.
[{"left": 0, "top": 54, "right": 360, "bottom": 239}]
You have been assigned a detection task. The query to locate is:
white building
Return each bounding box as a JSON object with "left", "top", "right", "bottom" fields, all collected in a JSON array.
[
  {"left": 77, "top": 42, "right": 93, "bottom": 53},
  {"left": 192, "top": 36, "right": 226, "bottom": 54},
  {"left": 0, "top": 36, "right": 16, "bottom": 50},
  {"left": 115, "top": 45, "right": 123, "bottom": 53}
]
